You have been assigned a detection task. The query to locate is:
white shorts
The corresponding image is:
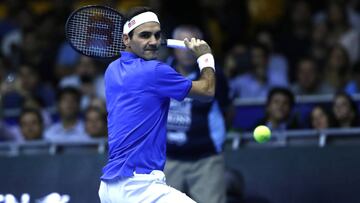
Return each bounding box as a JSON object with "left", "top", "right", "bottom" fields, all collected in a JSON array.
[{"left": 98, "top": 170, "right": 196, "bottom": 203}]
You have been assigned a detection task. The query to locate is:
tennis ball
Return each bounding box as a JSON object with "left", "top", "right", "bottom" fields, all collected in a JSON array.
[{"left": 253, "top": 125, "right": 271, "bottom": 143}]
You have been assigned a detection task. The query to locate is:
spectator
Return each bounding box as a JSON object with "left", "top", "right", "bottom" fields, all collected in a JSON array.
[
  {"left": 18, "top": 108, "right": 43, "bottom": 140},
  {"left": 87, "top": 97, "right": 106, "bottom": 112},
  {"left": 325, "top": 1, "right": 359, "bottom": 63},
  {"left": 230, "top": 43, "right": 281, "bottom": 99},
  {"left": 59, "top": 55, "right": 105, "bottom": 110},
  {"left": 17, "top": 64, "right": 56, "bottom": 107},
  {"left": 309, "top": 21, "right": 330, "bottom": 67},
  {"left": 1, "top": 6, "right": 35, "bottom": 69},
  {"left": 44, "top": 87, "right": 89, "bottom": 141},
  {"left": 277, "top": 0, "right": 313, "bottom": 81},
  {"left": 164, "top": 25, "right": 229, "bottom": 203},
  {"left": 54, "top": 41, "right": 80, "bottom": 80},
  {"left": 257, "top": 87, "right": 300, "bottom": 131},
  {"left": 332, "top": 92, "right": 359, "bottom": 128},
  {"left": 0, "top": 64, "right": 56, "bottom": 125},
  {"left": 310, "top": 105, "right": 333, "bottom": 130},
  {"left": 291, "top": 57, "right": 334, "bottom": 95},
  {"left": 324, "top": 44, "right": 351, "bottom": 91},
  {"left": 84, "top": 107, "right": 107, "bottom": 138},
  {"left": 223, "top": 43, "right": 251, "bottom": 80},
  {"left": 21, "top": 96, "right": 52, "bottom": 128},
  {"left": 255, "top": 29, "right": 289, "bottom": 87}
]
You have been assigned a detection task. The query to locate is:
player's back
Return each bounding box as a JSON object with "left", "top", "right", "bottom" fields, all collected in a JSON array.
[{"left": 102, "top": 52, "right": 170, "bottom": 180}]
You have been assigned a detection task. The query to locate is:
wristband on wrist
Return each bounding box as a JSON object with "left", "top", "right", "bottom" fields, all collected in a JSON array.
[{"left": 197, "top": 53, "right": 215, "bottom": 72}]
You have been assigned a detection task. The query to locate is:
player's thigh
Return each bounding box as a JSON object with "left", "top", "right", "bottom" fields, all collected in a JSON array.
[
  {"left": 164, "top": 158, "right": 187, "bottom": 190},
  {"left": 153, "top": 183, "right": 197, "bottom": 203},
  {"left": 98, "top": 181, "right": 108, "bottom": 203},
  {"left": 187, "top": 154, "right": 226, "bottom": 203}
]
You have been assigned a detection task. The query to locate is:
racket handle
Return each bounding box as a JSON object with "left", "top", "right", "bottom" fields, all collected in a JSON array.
[{"left": 165, "top": 39, "right": 187, "bottom": 49}]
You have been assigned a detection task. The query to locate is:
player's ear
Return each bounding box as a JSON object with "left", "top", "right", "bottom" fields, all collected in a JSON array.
[{"left": 123, "top": 34, "right": 130, "bottom": 47}]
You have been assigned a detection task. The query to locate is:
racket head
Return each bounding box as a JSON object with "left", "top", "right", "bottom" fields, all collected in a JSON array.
[{"left": 65, "top": 5, "right": 125, "bottom": 58}]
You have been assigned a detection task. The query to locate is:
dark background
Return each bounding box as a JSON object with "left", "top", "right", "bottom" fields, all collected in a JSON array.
[{"left": 1, "top": 146, "right": 360, "bottom": 203}]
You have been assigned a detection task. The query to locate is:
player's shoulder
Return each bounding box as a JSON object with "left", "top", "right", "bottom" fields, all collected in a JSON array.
[
  {"left": 141, "top": 60, "right": 173, "bottom": 74},
  {"left": 146, "top": 59, "right": 169, "bottom": 67},
  {"left": 149, "top": 60, "right": 173, "bottom": 70},
  {"left": 108, "top": 58, "right": 121, "bottom": 69},
  {"left": 104, "top": 58, "right": 121, "bottom": 75}
]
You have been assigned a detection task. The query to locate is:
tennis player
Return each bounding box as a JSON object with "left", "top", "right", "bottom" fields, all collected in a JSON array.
[{"left": 98, "top": 7, "right": 216, "bottom": 203}]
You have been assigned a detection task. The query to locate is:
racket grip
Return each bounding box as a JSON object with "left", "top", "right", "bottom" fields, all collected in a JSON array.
[{"left": 166, "top": 39, "right": 187, "bottom": 49}]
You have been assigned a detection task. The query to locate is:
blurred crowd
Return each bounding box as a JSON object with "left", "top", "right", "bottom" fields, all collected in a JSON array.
[{"left": 0, "top": 0, "right": 360, "bottom": 142}]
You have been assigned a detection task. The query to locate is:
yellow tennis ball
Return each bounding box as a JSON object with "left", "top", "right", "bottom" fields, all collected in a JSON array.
[{"left": 253, "top": 125, "right": 271, "bottom": 143}]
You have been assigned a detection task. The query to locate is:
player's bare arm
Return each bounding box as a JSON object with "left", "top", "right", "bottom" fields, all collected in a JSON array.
[{"left": 185, "top": 38, "right": 216, "bottom": 102}]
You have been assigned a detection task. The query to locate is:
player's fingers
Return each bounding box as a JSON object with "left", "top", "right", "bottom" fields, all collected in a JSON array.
[
  {"left": 188, "top": 38, "right": 197, "bottom": 49},
  {"left": 200, "top": 40, "right": 207, "bottom": 45},
  {"left": 190, "top": 37, "right": 196, "bottom": 46},
  {"left": 184, "top": 38, "right": 191, "bottom": 48},
  {"left": 185, "top": 38, "right": 195, "bottom": 49}
]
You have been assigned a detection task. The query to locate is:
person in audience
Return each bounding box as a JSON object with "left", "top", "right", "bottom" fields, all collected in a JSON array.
[
  {"left": 230, "top": 43, "right": 284, "bottom": 99},
  {"left": 21, "top": 95, "right": 52, "bottom": 128},
  {"left": 325, "top": 1, "right": 360, "bottom": 64},
  {"left": 59, "top": 55, "right": 105, "bottom": 110},
  {"left": 309, "top": 21, "right": 330, "bottom": 68},
  {"left": 292, "top": 57, "right": 334, "bottom": 95},
  {"left": 310, "top": 105, "right": 333, "bottom": 130},
  {"left": 1, "top": 64, "right": 56, "bottom": 115},
  {"left": 164, "top": 25, "right": 229, "bottom": 203},
  {"left": 255, "top": 29, "right": 289, "bottom": 87},
  {"left": 324, "top": 44, "right": 351, "bottom": 91},
  {"left": 88, "top": 96, "right": 107, "bottom": 112},
  {"left": 19, "top": 108, "right": 44, "bottom": 140},
  {"left": 332, "top": 92, "right": 359, "bottom": 128},
  {"left": 278, "top": 0, "right": 313, "bottom": 81},
  {"left": 84, "top": 107, "right": 107, "bottom": 138},
  {"left": 44, "top": 87, "right": 89, "bottom": 141},
  {"left": 257, "top": 87, "right": 300, "bottom": 131},
  {"left": 17, "top": 64, "right": 56, "bottom": 107},
  {"left": 223, "top": 43, "right": 251, "bottom": 80}
]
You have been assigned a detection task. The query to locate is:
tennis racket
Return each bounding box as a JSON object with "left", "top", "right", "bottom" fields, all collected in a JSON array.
[{"left": 65, "top": 5, "right": 186, "bottom": 58}]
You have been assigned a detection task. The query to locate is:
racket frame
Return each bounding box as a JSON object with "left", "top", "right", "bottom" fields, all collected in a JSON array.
[{"left": 65, "top": 5, "right": 125, "bottom": 59}]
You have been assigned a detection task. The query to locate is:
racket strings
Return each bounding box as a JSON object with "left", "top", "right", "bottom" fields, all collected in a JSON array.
[{"left": 67, "top": 7, "right": 125, "bottom": 58}]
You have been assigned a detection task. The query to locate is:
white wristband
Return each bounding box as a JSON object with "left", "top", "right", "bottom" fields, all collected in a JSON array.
[{"left": 197, "top": 53, "right": 215, "bottom": 72}]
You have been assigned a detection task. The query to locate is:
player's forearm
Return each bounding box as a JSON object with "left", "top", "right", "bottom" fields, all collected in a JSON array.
[{"left": 189, "top": 68, "right": 216, "bottom": 102}]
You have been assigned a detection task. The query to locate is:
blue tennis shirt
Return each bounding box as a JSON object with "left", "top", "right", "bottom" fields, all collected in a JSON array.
[{"left": 101, "top": 51, "right": 192, "bottom": 181}]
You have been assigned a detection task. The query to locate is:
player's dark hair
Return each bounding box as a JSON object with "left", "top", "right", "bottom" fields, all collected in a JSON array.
[{"left": 125, "top": 7, "right": 156, "bottom": 38}]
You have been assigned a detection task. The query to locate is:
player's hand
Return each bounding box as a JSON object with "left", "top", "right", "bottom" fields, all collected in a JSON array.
[{"left": 184, "top": 38, "right": 212, "bottom": 58}]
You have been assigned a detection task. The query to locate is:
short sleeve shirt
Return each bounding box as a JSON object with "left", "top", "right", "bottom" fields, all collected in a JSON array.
[{"left": 101, "top": 51, "right": 191, "bottom": 181}]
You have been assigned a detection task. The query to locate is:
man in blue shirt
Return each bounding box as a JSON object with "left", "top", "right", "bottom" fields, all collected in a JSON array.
[{"left": 98, "top": 7, "right": 216, "bottom": 203}]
